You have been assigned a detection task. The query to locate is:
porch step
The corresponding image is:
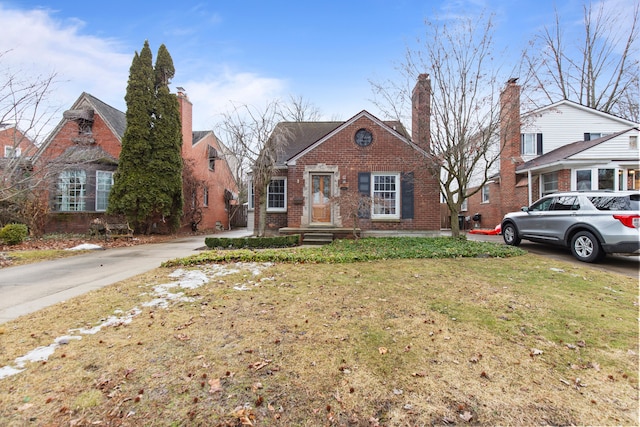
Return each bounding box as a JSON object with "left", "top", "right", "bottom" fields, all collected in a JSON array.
[{"left": 302, "top": 232, "right": 334, "bottom": 245}]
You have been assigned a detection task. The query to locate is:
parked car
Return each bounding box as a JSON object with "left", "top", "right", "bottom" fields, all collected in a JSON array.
[{"left": 501, "top": 191, "right": 640, "bottom": 263}]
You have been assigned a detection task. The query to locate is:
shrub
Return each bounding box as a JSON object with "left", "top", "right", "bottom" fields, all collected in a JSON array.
[
  {"left": 205, "top": 234, "right": 300, "bottom": 249},
  {"left": 0, "top": 223, "right": 29, "bottom": 245}
]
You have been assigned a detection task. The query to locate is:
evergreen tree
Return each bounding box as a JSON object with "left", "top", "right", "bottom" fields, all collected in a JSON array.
[
  {"left": 149, "top": 44, "right": 183, "bottom": 231},
  {"left": 108, "top": 41, "right": 183, "bottom": 233}
]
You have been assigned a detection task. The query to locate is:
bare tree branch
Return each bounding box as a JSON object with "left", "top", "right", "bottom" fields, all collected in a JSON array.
[
  {"left": 521, "top": 2, "right": 639, "bottom": 121},
  {"left": 371, "top": 12, "right": 505, "bottom": 237}
]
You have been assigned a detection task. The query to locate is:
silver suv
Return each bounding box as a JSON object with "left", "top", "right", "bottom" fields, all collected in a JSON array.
[{"left": 501, "top": 191, "right": 640, "bottom": 263}]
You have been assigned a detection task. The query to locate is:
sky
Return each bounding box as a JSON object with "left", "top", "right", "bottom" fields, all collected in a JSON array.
[{"left": 0, "top": 0, "right": 635, "bottom": 141}]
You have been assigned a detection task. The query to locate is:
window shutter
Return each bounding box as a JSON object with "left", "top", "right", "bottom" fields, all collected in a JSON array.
[
  {"left": 358, "top": 172, "right": 370, "bottom": 219},
  {"left": 401, "top": 172, "right": 414, "bottom": 219},
  {"left": 584, "top": 133, "right": 590, "bottom": 141},
  {"left": 536, "top": 133, "right": 543, "bottom": 155},
  {"left": 520, "top": 133, "right": 525, "bottom": 154}
]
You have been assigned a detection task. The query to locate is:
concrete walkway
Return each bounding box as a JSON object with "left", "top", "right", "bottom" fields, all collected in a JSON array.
[{"left": 0, "top": 228, "right": 252, "bottom": 324}]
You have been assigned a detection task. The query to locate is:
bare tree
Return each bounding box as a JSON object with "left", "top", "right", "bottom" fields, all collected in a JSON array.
[
  {"left": 279, "top": 94, "right": 322, "bottom": 122},
  {"left": 217, "top": 96, "right": 322, "bottom": 237},
  {"left": 521, "top": 2, "right": 640, "bottom": 121},
  {"left": 0, "top": 51, "right": 59, "bottom": 230},
  {"left": 371, "top": 13, "right": 505, "bottom": 237},
  {"left": 217, "top": 101, "right": 289, "bottom": 237}
]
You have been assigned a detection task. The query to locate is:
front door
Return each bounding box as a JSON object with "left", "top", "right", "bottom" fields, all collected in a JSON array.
[{"left": 311, "top": 174, "right": 332, "bottom": 223}]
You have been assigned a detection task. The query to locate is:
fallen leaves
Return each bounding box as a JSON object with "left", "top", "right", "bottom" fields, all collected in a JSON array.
[
  {"left": 208, "top": 378, "right": 222, "bottom": 394},
  {"left": 248, "top": 359, "right": 272, "bottom": 371}
]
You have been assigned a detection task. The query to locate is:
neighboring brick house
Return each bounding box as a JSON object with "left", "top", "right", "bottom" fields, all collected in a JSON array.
[
  {"left": 463, "top": 80, "right": 640, "bottom": 229},
  {"left": 0, "top": 127, "right": 38, "bottom": 160},
  {"left": 250, "top": 75, "right": 441, "bottom": 238},
  {"left": 34, "top": 91, "right": 238, "bottom": 234},
  {"left": 0, "top": 127, "right": 38, "bottom": 198}
]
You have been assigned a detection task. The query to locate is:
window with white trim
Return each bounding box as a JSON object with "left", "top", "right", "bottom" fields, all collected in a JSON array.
[
  {"left": 4, "top": 146, "right": 20, "bottom": 158},
  {"left": 481, "top": 184, "right": 490, "bottom": 203},
  {"left": 598, "top": 168, "right": 615, "bottom": 190},
  {"left": 520, "top": 133, "right": 537, "bottom": 155},
  {"left": 95, "top": 171, "right": 113, "bottom": 211},
  {"left": 203, "top": 186, "right": 209, "bottom": 207},
  {"left": 541, "top": 172, "right": 558, "bottom": 196},
  {"left": 267, "top": 177, "right": 286, "bottom": 212},
  {"left": 371, "top": 173, "right": 400, "bottom": 219},
  {"left": 247, "top": 178, "right": 254, "bottom": 210},
  {"left": 57, "top": 170, "right": 86, "bottom": 211},
  {"left": 576, "top": 169, "right": 592, "bottom": 190}
]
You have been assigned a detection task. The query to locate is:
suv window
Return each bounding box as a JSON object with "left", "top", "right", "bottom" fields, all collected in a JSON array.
[
  {"left": 551, "top": 196, "right": 579, "bottom": 211},
  {"left": 588, "top": 195, "right": 639, "bottom": 211},
  {"left": 529, "top": 197, "right": 553, "bottom": 211}
]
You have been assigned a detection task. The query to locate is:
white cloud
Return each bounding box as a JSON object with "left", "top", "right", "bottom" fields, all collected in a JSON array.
[
  {"left": 179, "top": 68, "right": 288, "bottom": 130},
  {"left": 0, "top": 4, "right": 290, "bottom": 139}
]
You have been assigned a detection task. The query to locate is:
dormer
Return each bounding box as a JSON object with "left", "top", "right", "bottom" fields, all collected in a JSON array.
[{"left": 63, "top": 107, "right": 96, "bottom": 144}]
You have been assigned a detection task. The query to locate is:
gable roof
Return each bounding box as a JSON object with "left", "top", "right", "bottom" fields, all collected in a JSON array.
[
  {"left": 35, "top": 93, "right": 126, "bottom": 161},
  {"left": 282, "top": 110, "right": 414, "bottom": 166},
  {"left": 522, "top": 99, "right": 638, "bottom": 127},
  {"left": 516, "top": 127, "right": 638, "bottom": 173},
  {"left": 81, "top": 93, "right": 127, "bottom": 138}
]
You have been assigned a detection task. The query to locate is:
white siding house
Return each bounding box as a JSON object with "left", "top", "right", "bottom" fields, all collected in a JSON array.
[{"left": 460, "top": 82, "right": 639, "bottom": 230}]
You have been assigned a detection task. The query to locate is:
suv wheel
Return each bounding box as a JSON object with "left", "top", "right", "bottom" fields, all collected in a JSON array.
[
  {"left": 502, "top": 222, "right": 521, "bottom": 246},
  {"left": 570, "top": 230, "right": 604, "bottom": 263}
]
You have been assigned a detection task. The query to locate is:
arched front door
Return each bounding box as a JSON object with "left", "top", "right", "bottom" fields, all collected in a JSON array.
[{"left": 311, "top": 174, "right": 332, "bottom": 224}]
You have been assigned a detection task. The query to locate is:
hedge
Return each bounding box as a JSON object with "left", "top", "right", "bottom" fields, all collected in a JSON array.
[{"left": 205, "top": 234, "right": 300, "bottom": 249}]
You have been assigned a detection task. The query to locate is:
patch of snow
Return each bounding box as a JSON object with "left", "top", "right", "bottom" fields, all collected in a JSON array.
[
  {"left": 66, "top": 243, "right": 104, "bottom": 251},
  {"left": 70, "top": 308, "right": 142, "bottom": 335},
  {"left": 1, "top": 262, "right": 275, "bottom": 381},
  {"left": 0, "top": 365, "right": 24, "bottom": 380}
]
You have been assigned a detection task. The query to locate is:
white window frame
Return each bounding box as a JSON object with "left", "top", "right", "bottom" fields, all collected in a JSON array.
[
  {"left": 371, "top": 173, "right": 400, "bottom": 219},
  {"left": 521, "top": 133, "right": 536, "bottom": 155},
  {"left": 481, "top": 184, "right": 490, "bottom": 203},
  {"left": 95, "top": 170, "right": 113, "bottom": 211},
  {"left": 247, "top": 178, "right": 254, "bottom": 211},
  {"left": 58, "top": 170, "right": 86, "bottom": 211},
  {"left": 575, "top": 169, "right": 592, "bottom": 190},
  {"left": 267, "top": 177, "right": 287, "bottom": 212},
  {"left": 203, "top": 186, "right": 209, "bottom": 207},
  {"left": 4, "top": 146, "right": 21, "bottom": 158},
  {"left": 541, "top": 172, "right": 558, "bottom": 196}
]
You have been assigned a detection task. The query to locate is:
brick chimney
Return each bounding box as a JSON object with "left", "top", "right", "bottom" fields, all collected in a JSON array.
[
  {"left": 176, "top": 87, "right": 193, "bottom": 153},
  {"left": 412, "top": 73, "right": 431, "bottom": 152},
  {"left": 499, "top": 78, "right": 524, "bottom": 214}
]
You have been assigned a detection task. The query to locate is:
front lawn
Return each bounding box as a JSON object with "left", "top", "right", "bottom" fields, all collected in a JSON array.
[{"left": 0, "top": 238, "right": 637, "bottom": 426}]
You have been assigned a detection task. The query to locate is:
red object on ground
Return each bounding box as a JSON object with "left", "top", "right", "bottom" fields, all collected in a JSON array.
[{"left": 468, "top": 224, "right": 501, "bottom": 235}]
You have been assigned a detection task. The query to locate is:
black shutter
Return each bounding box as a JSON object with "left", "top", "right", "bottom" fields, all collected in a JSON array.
[
  {"left": 358, "top": 172, "right": 371, "bottom": 219},
  {"left": 584, "top": 133, "right": 590, "bottom": 141},
  {"left": 536, "top": 133, "right": 543, "bottom": 155},
  {"left": 401, "top": 172, "right": 414, "bottom": 219}
]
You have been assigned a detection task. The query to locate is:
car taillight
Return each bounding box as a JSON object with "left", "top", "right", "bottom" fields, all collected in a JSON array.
[{"left": 613, "top": 214, "right": 640, "bottom": 229}]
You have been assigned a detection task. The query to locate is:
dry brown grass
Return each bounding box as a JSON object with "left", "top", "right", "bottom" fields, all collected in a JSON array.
[{"left": 0, "top": 255, "right": 637, "bottom": 426}]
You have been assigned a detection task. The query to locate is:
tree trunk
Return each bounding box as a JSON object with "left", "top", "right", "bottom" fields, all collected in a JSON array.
[{"left": 449, "top": 208, "right": 461, "bottom": 238}]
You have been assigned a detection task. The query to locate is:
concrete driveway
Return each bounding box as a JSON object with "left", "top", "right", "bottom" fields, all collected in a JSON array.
[
  {"left": 467, "top": 232, "right": 639, "bottom": 278},
  {"left": 0, "top": 229, "right": 251, "bottom": 324}
]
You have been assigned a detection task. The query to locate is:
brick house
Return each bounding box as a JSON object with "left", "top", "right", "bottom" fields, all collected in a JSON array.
[
  {"left": 250, "top": 75, "right": 441, "bottom": 238},
  {"left": 462, "top": 80, "right": 640, "bottom": 230},
  {"left": 0, "top": 127, "right": 38, "bottom": 160},
  {"left": 0, "top": 126, "right": 38, "bottom": 197},
  {"left": 35, "top": 91, "right": 238, "bottom": 234}
]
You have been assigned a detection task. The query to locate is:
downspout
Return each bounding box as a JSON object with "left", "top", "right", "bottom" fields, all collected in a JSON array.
[{"left": 527, "top": 170, "right": 533, "bottom": 205}]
